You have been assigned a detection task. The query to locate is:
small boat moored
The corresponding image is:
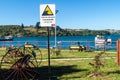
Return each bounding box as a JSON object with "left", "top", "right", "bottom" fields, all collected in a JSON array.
[
  {"left": 0, "top": 35, "right": 13, "bottom": 41},
  {"left": 95, "top": 35, "right": 105, "bottom": 49}
]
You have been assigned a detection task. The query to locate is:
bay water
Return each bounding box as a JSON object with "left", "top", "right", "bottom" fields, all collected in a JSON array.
[{"left": 1, "top": 34, "right": 120, "bottom": 50}]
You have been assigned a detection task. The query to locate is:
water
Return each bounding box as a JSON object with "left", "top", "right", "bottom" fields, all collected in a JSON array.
[{"left": 1, "top": 34, "right": 120, "bottom": 50}]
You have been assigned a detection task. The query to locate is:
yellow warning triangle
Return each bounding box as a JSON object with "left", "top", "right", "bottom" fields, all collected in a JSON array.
[{"left": 42, "top": 5, "right": 53, "bottom": 16}]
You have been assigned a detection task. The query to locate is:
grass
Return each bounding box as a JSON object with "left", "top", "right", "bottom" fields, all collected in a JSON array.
[
  {"left": 40, "top": 59, "right": 120, "bottom": 80},
  {"left": 40, "top": 48, "right": 116, "bottom": 59},
  {"left": 0, "top": 48, "right": 119, "bottom": 80}
]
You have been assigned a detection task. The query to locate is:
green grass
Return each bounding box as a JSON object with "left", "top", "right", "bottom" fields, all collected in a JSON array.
[
  {"left": 36, "top": 48, "right": 119, "bottom": 80},
  {"left": 0, "top": 48, "right": 119, "bottom": 80},
  {"left": 40, "top": 49, "right": 116, "bottom": 59},
  {"left": 40, "top": 58, "right": 120, "bottom": 80}
]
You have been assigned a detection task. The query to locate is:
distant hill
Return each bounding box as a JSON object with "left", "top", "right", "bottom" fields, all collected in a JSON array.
[{"left": 0, "top": 25, "right": 118, "bottom": 37}]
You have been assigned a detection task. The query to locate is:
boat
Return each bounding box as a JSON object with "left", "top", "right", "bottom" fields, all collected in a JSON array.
[
  {"left": 106, "top": 38, "right": 112, "bottom": 43},
  {"left": 95, "top": 35, "right": 105, "bottom": 44},
  {"left": 95, "top": 35, "right": 105, "bottom": 48},
  {"left": 0, "top": 38, "right": 13, "bottom": 41},
  {"left": 0, "top": 35, "right": 13, "bottom": 41}
]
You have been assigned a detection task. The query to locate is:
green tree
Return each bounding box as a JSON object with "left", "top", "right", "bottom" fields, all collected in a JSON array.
[
  {"left": 21, "top": 23, "right": 24, "bottom": 28},
  {"left": 35, "top": 22, "right": 40, "bottom": 32}
]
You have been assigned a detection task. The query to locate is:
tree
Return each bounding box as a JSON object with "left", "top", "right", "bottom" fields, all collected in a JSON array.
[
  {"left": 88, "top": 52, "right": 105, "bottom": 77},
  {"left": 21, "top": 23, "right": 24, "bottom": 28},
  {"left": 35, "top": 22, "right": 40, "bottom": 32}
]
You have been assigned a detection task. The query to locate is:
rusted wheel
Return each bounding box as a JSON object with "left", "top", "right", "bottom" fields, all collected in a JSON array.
[
  {"left": 0, "top": 46, "right": 42, "bottom": 80},
  {"left": 23, "top": 44, "right": 42, "bottom": 67},
  {"left": 4, "top": 55, "right": 37, "bottom": 80},
  {"left": 0, "top": 48, "right": 24, "bottom": 69},
  {"left": 1, "top": 54, "right": 39, "bottom": 80}
]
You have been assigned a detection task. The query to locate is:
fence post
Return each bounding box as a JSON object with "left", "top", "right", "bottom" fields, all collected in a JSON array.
[
  {"left": 117, "top": 39, "right": 120, "bottom": 66},
  {"left": 86, "top": 40, "right": 90, "bottom": 51},
  {"left": 2, "top": 41, "right": 4, "bottom": 47},
  {"left": 9, "top": 41, "right": 12, "bottom": 47},
  {"left": 103, "top": 42, "right": 106, "bottom": 52},
  {"left": 18, "top": 41, "right": 20, "bottom": 48},
  {"left": 36, "top": 41, "right": 39, "bottom": 48}
]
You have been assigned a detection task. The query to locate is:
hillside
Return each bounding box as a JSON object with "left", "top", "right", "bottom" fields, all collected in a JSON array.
[{"left": 0, "top": 25, "right": 117, "bottom": 37}]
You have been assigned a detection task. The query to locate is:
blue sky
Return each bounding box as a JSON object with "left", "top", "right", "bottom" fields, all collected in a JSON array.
[{"left": 0, "top": 0, "right": 120, "bottom": 30}]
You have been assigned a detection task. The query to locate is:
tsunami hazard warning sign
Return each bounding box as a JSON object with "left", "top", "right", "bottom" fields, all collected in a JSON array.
[{"left": 40, "top": 4, "right": 56, "bottom": 27}]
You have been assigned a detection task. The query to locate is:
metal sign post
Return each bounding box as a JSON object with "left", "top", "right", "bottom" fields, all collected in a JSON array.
[
  {"left": 40, "top": 4, "right": 56, "bottom": 80},
  {"left": 117, "top": 39, "right": 120, "bottom": 66},
  {"left": 47, "top": 27, "right": 51, "bottom": 79},
  {"left": 55, "top": 25, "right": 57, "bottom": 47}
]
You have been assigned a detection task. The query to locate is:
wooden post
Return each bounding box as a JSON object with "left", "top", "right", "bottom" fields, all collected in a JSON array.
[{"left": 117, "top": 39, "right": 120, "bottom": 66}]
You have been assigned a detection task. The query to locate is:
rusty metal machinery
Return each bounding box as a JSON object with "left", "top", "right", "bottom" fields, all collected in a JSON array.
[{"left": 0, "top": 44, "right": 42, "bottom": 80}]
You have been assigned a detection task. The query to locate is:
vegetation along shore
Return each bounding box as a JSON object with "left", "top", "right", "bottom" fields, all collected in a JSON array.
[{"left": 1, "top": 24, "right": 119, "bottom": 37}]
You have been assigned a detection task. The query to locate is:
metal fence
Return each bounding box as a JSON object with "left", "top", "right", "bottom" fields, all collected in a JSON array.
[{"left": 0, "top": 40, "right": 117, "bottom": 50}]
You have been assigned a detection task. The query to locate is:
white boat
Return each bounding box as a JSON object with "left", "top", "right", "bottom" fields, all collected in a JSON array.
[
  {"left": 95, "top": 35, "right": 105, "bottom": 44},
  {"left": 95, "top": 35, "right": 105, "bottom": 48},
  {"left": 0, "top": 35, "right": 13, "bottom": 41},
  {"left": 106, "top": 38, "right": 112, "bottom": 43}
]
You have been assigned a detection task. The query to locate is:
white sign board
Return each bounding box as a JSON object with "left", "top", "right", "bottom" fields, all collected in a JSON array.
[{"left": 40, "top": 4, "right": 56, "bottom": 27}]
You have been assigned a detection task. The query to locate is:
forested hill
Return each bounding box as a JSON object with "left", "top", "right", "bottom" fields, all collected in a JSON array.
[{"left": 0, "top": 25, "right": 118, "bottom": 37}]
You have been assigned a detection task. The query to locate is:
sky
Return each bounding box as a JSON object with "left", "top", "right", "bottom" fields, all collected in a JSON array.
[{"left": 0, "top": 0, "right": 120, "bottom": 30}]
